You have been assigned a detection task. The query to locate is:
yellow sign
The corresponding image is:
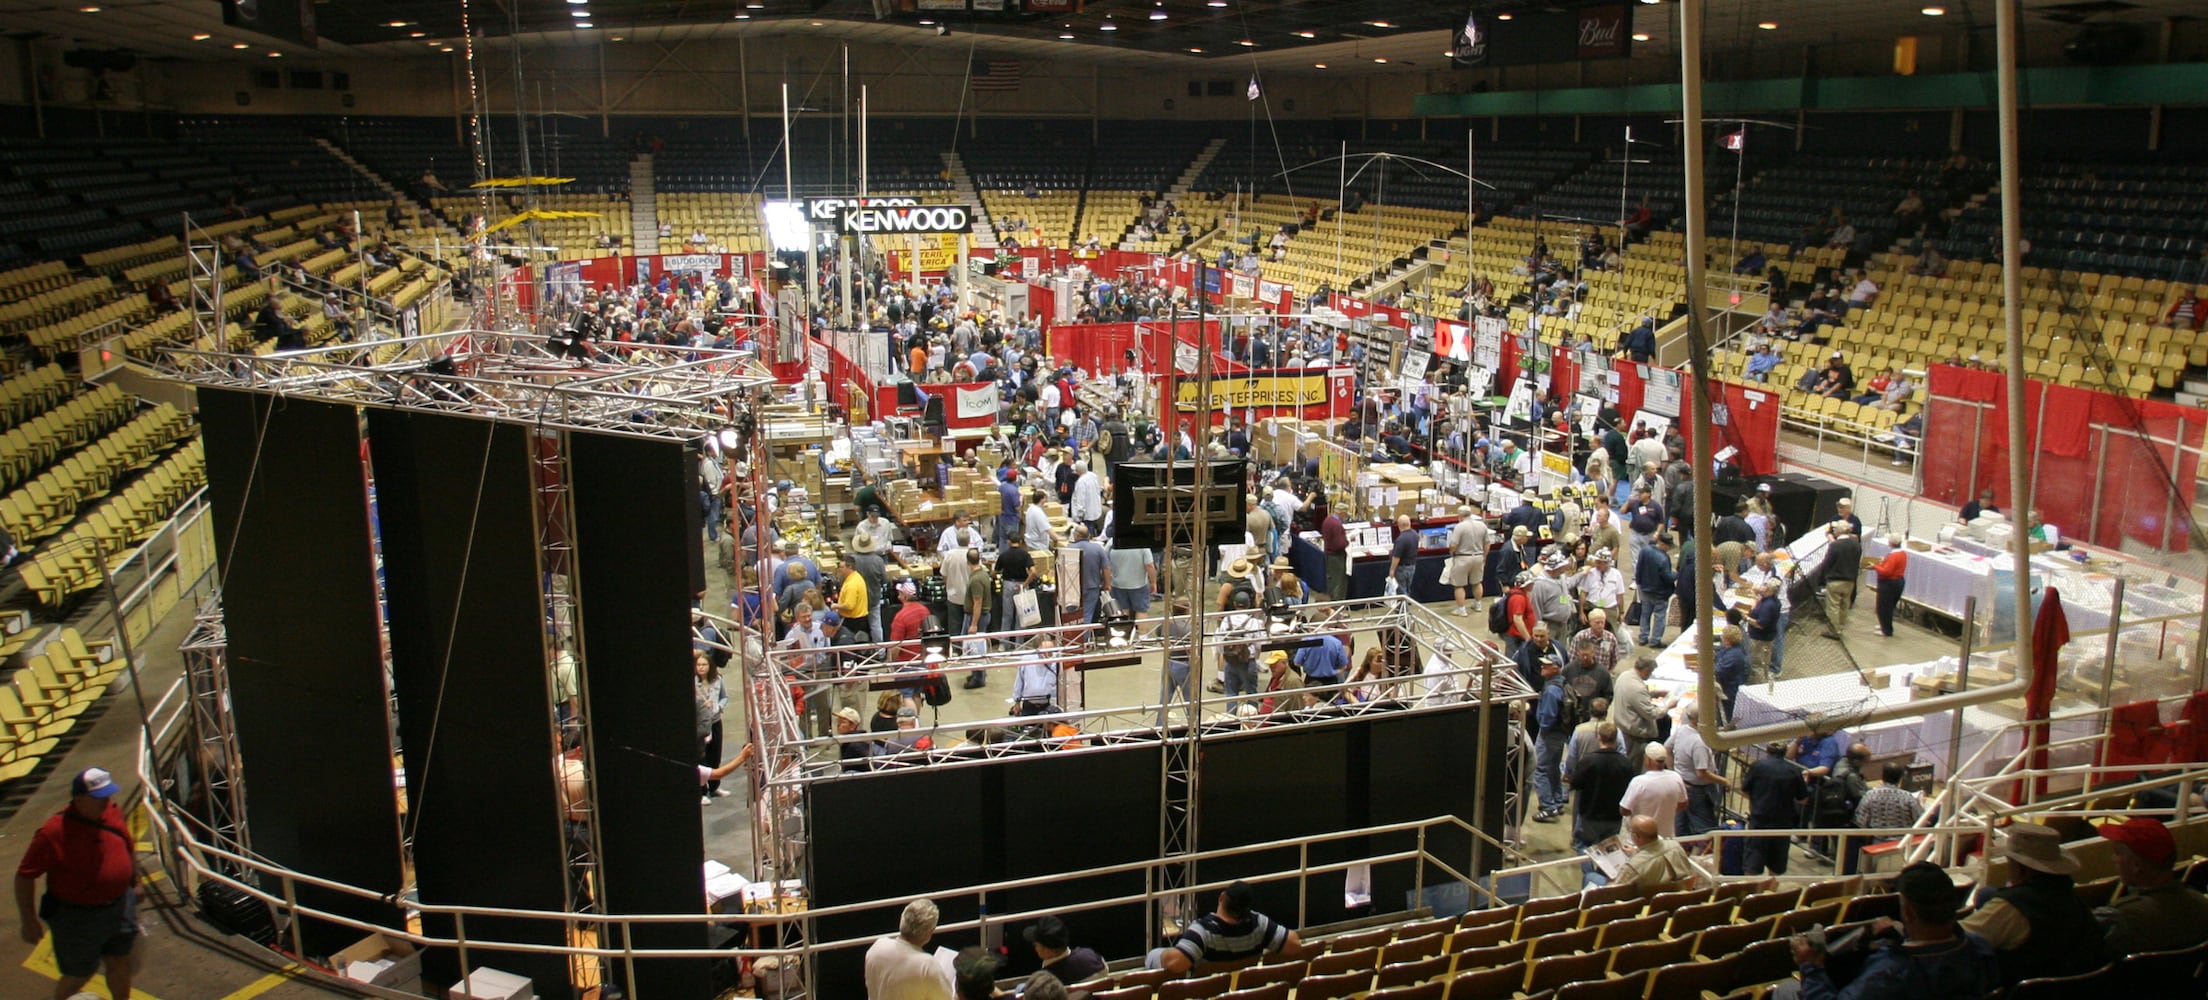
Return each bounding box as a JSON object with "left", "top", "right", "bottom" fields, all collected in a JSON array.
[{"left": 1176, "top": 374, "right": 1329, "bottom": 411}]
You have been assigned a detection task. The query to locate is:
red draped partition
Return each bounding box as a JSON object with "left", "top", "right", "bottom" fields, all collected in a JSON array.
[
  {"left": 1673, "top": 379, "right": 1782, "bottom": 477},
  {"left": 1924, "top": 364, "right": 2204, "bottom": 552}
]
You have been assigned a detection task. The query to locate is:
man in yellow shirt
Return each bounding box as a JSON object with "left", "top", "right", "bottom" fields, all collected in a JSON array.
[{"left": 834, "top": 554, "right": 871, "bottom": 640}]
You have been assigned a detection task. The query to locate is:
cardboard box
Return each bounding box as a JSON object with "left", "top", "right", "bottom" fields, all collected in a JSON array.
[
  {"left": 448, "top": 966, "right": 534, "bottom": 1000},
  {"left": 332, "top": 933, "right": 421, "bottom": 991}
]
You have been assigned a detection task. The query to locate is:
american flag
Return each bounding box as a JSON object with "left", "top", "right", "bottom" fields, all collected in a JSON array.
[{"left": 972, "top": 59, "right": 1023, "bottom": 92}]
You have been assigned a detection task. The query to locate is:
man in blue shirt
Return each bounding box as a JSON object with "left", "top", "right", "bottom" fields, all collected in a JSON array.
[
  {"left": 1617, "top": 317, "right": 1657, "bottom": 362},
  {"left": 1012, "top": 652, "right": 1058, "bottom": 716},
  {"left": 1071, "top": 525, "right": 1109, "bottom": 623},
  {"left": 1782, "top": 861, "right": 1997, "bottom": 1000},
  {"left": 1634, "top": 533, "right": 1677, "bottom": 647},
  {"left": 1746, "top": 343, "right": 1782, "bottom": 382},
  {"left": 1533, "top": 660, "right": 1571, "bottom": 822},
  {"left": 996, "top": 474, "right": 1021, "bottom": 548},
  {"left": 1293, "top": 634, "right": 1348, "bottom": 685},
  {"left": 771, "top": 539, "right": 817, "bottom": 596},
  {"left": 1792, "top": 730, "right": 1850, "bottom": 777}
]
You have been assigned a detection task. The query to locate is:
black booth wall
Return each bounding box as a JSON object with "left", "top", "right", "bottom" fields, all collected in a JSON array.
[
  {"left": 368, "top": 411, "right": 573, "bottom": 997},
  {"left": 200, "top": 389, "right": 407, "bottom": 953},
  {"left": 805, "top": 703, "right": 1506, "bottom": 997}
]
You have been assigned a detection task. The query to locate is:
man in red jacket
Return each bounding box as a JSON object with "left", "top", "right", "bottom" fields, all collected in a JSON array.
[{"left": 16, "top": 767, "right": 139, "bottom": 1000}]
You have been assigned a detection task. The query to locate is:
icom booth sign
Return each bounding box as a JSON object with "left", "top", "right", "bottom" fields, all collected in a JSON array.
[{"left": 836, "top": 204, "right": 974, "bottom": 236}]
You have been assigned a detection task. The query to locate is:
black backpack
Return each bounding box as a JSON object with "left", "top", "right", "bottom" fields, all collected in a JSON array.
[{"left": 1489, "top": 592, "right": 1514, "bottom": 636}]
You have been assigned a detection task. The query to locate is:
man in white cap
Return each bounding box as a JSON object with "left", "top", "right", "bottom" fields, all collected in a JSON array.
[
  {"left": 1444, "top": 506, "right": 1489, "bottom": 617},
  {"left": 1958, "top": 821, "right": 2104, "bottom": 986},
  {"left": 16, "top": 767, "right": 139, "bottom": 1000}
]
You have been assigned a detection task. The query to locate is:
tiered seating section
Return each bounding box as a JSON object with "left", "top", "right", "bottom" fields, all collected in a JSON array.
[
  {"left": 1709, "top": 155, "right": 1984, "bottom": 258},
  {"left": 0, "top": 626, "right": 123, "bottom": 783},
  {"left": 1070, "top": 878, "right": 1890, "bottom": 1000},
  {"left": 1943, "top": 161, "right": 2208, "bottom": 280}
]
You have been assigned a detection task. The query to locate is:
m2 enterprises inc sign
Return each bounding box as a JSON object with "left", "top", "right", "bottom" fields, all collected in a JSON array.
[
  {"left": 1175, "top": 373, "right": 1330, "bottom": 411},
  {"left": 836, "top": 204, "right": 974, "bottom": 236}
]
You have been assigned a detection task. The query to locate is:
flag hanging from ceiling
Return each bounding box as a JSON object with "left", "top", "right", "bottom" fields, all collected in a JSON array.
[
  {"left": 972, "top": 59, "right": 1024, "bottom": 92},
  {"left": 1723, "top": 129, "right": 1746, "bottom": 153},
  {"left": 1247, "top": 75, "right": 1261, "bottom": 101}
]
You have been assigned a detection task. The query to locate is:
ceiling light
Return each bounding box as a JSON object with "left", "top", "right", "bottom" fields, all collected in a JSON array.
[
  {"left": 191, "top": 33, "right": 211, "bottom": 41},
  {"left": 441, "top": 47, "right": 454, "bottom": 53},
  {"left": 1444, "top": 50, "right": 1456, "bottom": 57},
  {"left": 1294, "top": 31, "right": 1316, "bottom": 38},
  {"left": 745, "top": 2, "right": 764, "bottom": 6},
  {"left": 1058, "top": 32, "right": 1074, "bottom": 38},
  {"left": 1189, "top": 47, "right": 1203, "bottom": 52},
  {"left": 735, "top": 13, "right": 751, "bottom": 18},
  {"left": 577, "top": 21, "right": 592, "bottom": 27},
  {"left": 1237, "top": 39, "right": 1255, "bottom": 46},
  {"left": 1100, "top": 22, "right": 1117, "bottom": 31},
  {"left": 231, "top": 42, "right": 248, "bottom": 49},
  {"left": 918, "top": 19, "right": 934, "bottom": 24},
  {"left": 1631, "top": 32, "right": 1649, "bottom": 40},
  {"left": 78, "top": 5, "right": 100, "bottom": 11},
  {"left": 410, "top": 31, "right": 426, "bottom": 37},
  {"left": 1366, "top": 21, "right": 1393, "bottom": 28},
  {"left": 1921, "top": 5, "right": 1947, "bottom": 13},
  {"left": 1208, "top": 0, "right": 1228, "bottom": 6},
  {"left": 1313, "top": 62, "right": 1327, "bottom": 68},
  {"left": 385, "top": 20, "right": 410, "bottom": 27},
  {"left": 1640, "top": 0, "right": 1659, "bottom": 4},
  {"left": 1372, "top": 57, "right": 1387, "bottom": 63},
  {"left": 1497, "top": 13, "right": 1513, "bottom": 19},
  {"left": 568, "top": 0, "right": 588, "bottom": 4},
  {"left": 267, "top": 51, "right": 282, "bottom": 57},
  {"left": 1758, "top": 20, "right": 1777, "bottom": 29},
  {"left": 809, "top": 20, "right": 823, "bottom": 25},
  {"left": 609, "top": 34, "right": 623, "bottom": 40},
  {"left": 1149, "top": 9, "right": 1167, "bottom": 19},
  {"left": 571, "top": 9, "right": 590, "bottom": 16}
]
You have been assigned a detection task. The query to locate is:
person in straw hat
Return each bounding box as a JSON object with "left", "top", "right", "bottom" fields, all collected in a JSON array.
[{"left": 1957, "top": 821, "right": 2104, "bottom": 986}]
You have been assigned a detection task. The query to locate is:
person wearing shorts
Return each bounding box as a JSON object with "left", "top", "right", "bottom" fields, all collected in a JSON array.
[
  {"left": 1444, "top": 506, "right": 1490, "bottom": 618},
  {"left": 16, "top": 767, "right": 139, "bottom": 1000}
]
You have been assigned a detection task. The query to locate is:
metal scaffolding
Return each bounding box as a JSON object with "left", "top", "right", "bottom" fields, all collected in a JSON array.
[
  {"left": 177, "top": 603, "right": 250, "bottom": 863},
  {"left": 183, "top": 215, "right": 225, "bottom": 353}
]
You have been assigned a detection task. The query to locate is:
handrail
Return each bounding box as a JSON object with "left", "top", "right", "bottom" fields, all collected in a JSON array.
[{"left": 137, "top": 797, "right": 1498, "bottom": 962}]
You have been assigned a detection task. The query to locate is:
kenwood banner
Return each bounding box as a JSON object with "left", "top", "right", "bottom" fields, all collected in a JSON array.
[
  {"left": 805, "top": 195, "right": 918, "bottom": 224},
  {"left": 837, "top": 204, "right": 973, "bottom": 235}
]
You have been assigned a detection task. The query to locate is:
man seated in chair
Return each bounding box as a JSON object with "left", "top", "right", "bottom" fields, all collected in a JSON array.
[
  {"left": 1614, "top": 813, "right": 1697, "bottom": 896},
  {"left": 1149, "top": 880, "right": 1303, "bottom": 976}
]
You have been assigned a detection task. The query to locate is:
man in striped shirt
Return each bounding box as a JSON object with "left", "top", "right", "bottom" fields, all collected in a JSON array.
[{"left": 1152, "top": 881, "right": 1304, "bottom": 975}]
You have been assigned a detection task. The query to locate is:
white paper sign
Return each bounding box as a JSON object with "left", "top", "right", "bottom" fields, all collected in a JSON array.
[
  {"left": 1401, "top": 350, "right": 1430, "bottom": 384},
  {"left": 955, "top": 383, "right": 1001, "bottom": 420}
]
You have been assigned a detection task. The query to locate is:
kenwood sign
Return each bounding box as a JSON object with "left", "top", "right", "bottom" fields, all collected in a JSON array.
[
  {"left": 804, "top": 196, "right": 918, "bottom": 224},
  {"left": 836, "top": 204, "right": 974, "bottom": 235}
]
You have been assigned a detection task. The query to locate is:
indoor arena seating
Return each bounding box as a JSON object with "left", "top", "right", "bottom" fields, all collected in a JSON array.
[
  {"left": 15, "top": 440, "right": 205, "bottom": 611},
  {"left": 327, "top": 116, "right": 478, "bottom": 197},
  {"left": 174, "top": 118, "right": 382, "bottom": 206},
  {"left": 1939, "top": 161, "right": 2208, "bottom": 281},
  {"left": 1708, "top": 154, "right": 1986, "bottom": 261},
  {"left": 1062, "top": 877, "right": 1904, "bottom": 1000},
  {"left": 653, "top": 191, "right": 767, "bottom": 254},
  {"left": 0, "top": 136, "right": 267, "bottom": 266},
  {"left": 986, "top": 188, "right": 1083, "bottom": 248},
  {"left": 1463, "top": 145, "right": 1599, "bottom": 218},
  {"left": 1061, "top": 858, "right": 2208, "bottom": 999},
  {"left": 436, "top": 190, "right": 629, "bottom": 259},
  {"left": 1420, "top": 218, "right": 1689, "bottom": 351},
  {"left": 1094, "top": 121, "right": 1214, "bottom": 196},
  {"left": 1515, "top": 152, "right": 1740, "bottom": 239},
  {"left": 0, "top": 401, "right": 192, "bottom": 544},
  {"left": 0, "top": 624, "right": 123, "bottom": 784},
  {"left": 653, "top": 137, "right": 756, "bottom": 194},
  {"left": 1807, "top": 258, "right": 2200, "bottom": 398}
]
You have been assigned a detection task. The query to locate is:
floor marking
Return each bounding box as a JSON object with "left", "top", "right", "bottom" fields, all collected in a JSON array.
[
  {"left": 214, "top": 963, "right": 302, "bottom": 1000},
  {"left": 20, "top": 932, "right": 161, "bottom": 998}
]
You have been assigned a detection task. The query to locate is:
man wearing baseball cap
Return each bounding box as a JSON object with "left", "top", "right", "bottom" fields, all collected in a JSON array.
[
  {"left": 16, "top": 767, "right": 139, "bottom": 1000},
  {"left": 1783, "top": 861, "right": 1995, "bottom": 999},
  {"left": 1958, "top": 821, "right": 2102, "bottom": 985},
  {"left": 2095, "top": 815, "right": 2208, "bottom": 956}
]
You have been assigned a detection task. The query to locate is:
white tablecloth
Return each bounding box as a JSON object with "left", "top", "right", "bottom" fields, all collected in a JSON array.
[{"left": 1731, "top": 671, "right": 2098, "bottom": 779}]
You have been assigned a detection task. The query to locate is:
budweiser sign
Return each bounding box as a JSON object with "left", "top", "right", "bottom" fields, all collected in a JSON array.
[{"left": 1577, "top": 5, "right": 1630, "bottom": 59}]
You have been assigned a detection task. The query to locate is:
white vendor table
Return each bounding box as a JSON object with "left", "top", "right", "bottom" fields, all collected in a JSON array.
[{"left": 1730, "top": 669, "right": 2098, "bottom": 780}]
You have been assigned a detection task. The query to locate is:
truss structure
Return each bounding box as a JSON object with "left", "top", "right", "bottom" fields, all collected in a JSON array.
[
  {"left": 156, "top": 330, "right": 777, "bottom": 440},
  {"left": 177, "top": 603, "right": 251, "bottom": 864}
]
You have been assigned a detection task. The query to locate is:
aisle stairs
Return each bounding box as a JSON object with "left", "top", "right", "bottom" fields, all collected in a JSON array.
[{"left": 629, "top": 154, "right": 659, "bottom": 256}]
